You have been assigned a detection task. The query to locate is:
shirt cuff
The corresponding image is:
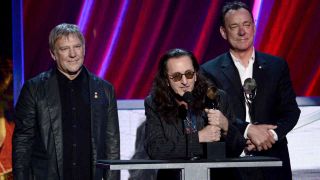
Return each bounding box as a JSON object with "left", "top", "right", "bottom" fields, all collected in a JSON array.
[
  {"left": 240, "top": 150, "right": 246, "bottom": 157},
  {"left": 243, "top": 124, "right": 251, "bottom": 139},
  {"left": 269, "top": 129, "right": 278, "bottom": 141}
]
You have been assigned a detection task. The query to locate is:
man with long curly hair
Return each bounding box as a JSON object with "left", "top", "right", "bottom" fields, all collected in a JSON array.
[{"left": 144, "top": 48, "right": 245, "bottom": 179}]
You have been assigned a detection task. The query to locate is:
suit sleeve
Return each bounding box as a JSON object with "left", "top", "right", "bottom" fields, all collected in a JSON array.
[
  {"left": 144, "top": 97, "right": 202, "bottom": 160},
  {"left": 274, "top": 60, "right": 300, "bottom": 140},
  {"left": 13, "top": 82, "right": 36, "bottom": 179},
  {"left": 104, "top": 85, "right": 120, "bottom": 180}
]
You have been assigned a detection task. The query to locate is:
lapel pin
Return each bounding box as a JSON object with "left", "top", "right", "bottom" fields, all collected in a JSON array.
[{"left": 259, "top": 66, "right": 262, "bottom": 69}]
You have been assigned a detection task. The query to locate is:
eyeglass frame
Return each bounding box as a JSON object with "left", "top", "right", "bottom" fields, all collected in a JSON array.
[{"left": 168, "top": 70, "right": 196, "bottom": 82}]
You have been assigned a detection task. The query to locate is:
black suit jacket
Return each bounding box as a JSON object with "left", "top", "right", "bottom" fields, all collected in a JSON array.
[
  {"left": 201, "top": 51, "right": 300, "bottom": 179},
  {"left": 13, "top": 67, "right": 120, "bottom": 180}
]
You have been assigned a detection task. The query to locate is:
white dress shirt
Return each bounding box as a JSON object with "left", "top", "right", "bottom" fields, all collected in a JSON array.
[{"left": 230, "top": 50, "right": 277, "bottom": 156}]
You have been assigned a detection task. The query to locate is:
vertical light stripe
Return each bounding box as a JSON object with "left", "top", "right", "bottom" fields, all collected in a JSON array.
[
  {"left": 194, "top": 1, "right": 219, "bottom": 62},
  {"left": 98, "top": 0, "right": 129, "bottom": 77},
  {"left": 252, "top": 0, "right": 263, "bottom": 31},
  {"left": 77, "top": 0, "right": 94, "bottom": 33},
  {"left": 12, "top": 0, "right": 24, "bottom": 105}
]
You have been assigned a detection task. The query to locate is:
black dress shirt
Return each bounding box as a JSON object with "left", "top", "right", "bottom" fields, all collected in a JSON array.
[{"left": 57, "top": 68, "right": 92, "bottom": 180}]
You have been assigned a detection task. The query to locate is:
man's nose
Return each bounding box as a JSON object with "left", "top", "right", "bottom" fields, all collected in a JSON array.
[
  {"left": 69, "top": 48, "right": 76, "bottom": 57},
  {"left": 238, "top": 26, "right": 246, "bottom": 36},
  {"left": 181, "top": 75, "right": 188, "bottom": 84}
]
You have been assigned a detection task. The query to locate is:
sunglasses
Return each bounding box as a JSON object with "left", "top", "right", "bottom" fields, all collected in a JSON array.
[{"left": 168, "top": 70, "right": 195, "bottom": 82}]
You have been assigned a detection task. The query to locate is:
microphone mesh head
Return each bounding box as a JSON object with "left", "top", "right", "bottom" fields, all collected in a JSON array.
[{"left": 182, "top": 91, "right": 194, "bottom": 104}]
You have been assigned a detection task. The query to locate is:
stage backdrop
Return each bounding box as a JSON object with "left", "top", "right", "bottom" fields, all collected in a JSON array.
[{"left": 22, "top": 0, "right": 320, "bottom": 99}]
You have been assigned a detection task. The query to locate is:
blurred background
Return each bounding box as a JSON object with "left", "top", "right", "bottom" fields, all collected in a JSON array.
[{"left": 3, "top": 0, "right": 320, "bottom": 100}]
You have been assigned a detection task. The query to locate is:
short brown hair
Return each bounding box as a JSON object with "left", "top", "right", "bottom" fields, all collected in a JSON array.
[
  {"left": 49, "top": 23, "right": 85, "bottom": 52},
  {"left": 221, "top": 1, "right": 253, "bottom": 27}
]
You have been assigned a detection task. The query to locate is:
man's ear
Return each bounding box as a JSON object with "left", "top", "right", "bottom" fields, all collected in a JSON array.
[
  {"left": 50, "top": 50, "right": 56, "bottom": 61},
  {"left": 220, "top": 26, "right": 227, "bottom": 40}
]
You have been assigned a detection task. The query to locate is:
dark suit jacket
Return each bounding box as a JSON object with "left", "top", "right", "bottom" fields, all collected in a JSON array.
[
  {"left": 201, "top": 51, "right": 301, "bottom": 179},
  {"left": 13, "top": 67, "right": 120, "bottom": 180}
]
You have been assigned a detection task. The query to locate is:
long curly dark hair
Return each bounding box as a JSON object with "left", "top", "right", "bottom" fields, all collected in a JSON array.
[{"left": 151, "top": 48, "right": 210, "bottom": 123}]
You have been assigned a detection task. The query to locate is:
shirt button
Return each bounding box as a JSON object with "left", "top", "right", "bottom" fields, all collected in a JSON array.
[
  {"left": 73, "top": 162, "right": 77, "bottom": 166},
  {"left": 72, "top": 144, "right": 76, "bottom": 147},
  {"left": 72, "top": 125, "right": 77, "bottom": 128},
  {"left": 72, "top": 107, "right": 76, "bottom": 110}
]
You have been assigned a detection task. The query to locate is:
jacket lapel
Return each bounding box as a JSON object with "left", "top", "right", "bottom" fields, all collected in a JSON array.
[
  {"left": 220, "top": 53, "right": 245, "bottom": 106},
  {"left": 253, "top": 52, "right": 267, "bottom": 88},
  {"left": 88, "top": 70, "right": 101, "bottom": 144},
  {"left": 44, "top": 69, "right": 63, "bottom": 178},
  {"left": 87, "top": 70, "right": 102, "bottom": 177},
  {"left": 252, "top": 52, "right": 268, "bottom": 122}
]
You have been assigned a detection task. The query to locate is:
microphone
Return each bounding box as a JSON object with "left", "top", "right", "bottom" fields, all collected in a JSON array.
[
  {"left": 243, "top": 78, "right": 257, "bottom": 121},
  {"left": 182, "top": 91, "right": 194, "bottom": 105}
]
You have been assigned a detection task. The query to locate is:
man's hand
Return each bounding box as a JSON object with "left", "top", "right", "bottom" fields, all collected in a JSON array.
[
  {"left": 205, "top": 109, "right": 228, "bottom": 134},
  {"left": 247, "top": 124, "right": 277, "bottom": 151},
  {"left": 198, "top": 125, "right": 221, "bottom": 143},
  {"left": 245, "top": 139, "right": 256, "bottom": 152}
]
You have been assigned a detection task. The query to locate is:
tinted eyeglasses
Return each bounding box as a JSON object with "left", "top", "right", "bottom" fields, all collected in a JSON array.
[{"left": 168, "top": 70, "right": 195, "bottom": 82}]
